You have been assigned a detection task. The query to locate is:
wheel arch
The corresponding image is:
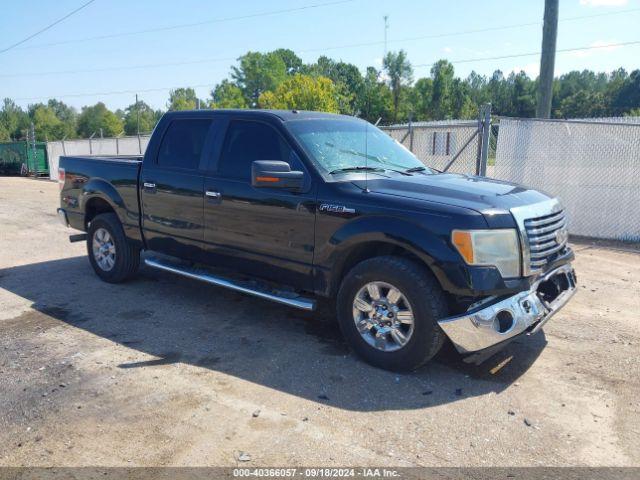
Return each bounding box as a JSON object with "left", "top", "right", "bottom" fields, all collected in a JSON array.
[
  {"left": 321, "top": 216, "right": 454, "bottom": 297},
  {"left": 80, "top": 179, "right": 127, "bottom": 229}
]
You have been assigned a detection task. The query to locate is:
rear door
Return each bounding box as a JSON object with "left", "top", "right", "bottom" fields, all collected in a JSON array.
[
  {"left": 140, "top": 117, "right": 216, "bottom": 260},
  {"left": 203, "top": 117, "right": 317, "bottom": 290}
]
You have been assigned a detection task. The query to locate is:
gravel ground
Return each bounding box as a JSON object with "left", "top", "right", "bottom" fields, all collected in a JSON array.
[{"left": 0, "top": 176, "right": 638, "bottom": 467}]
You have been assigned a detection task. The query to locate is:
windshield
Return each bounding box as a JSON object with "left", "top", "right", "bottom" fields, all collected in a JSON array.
[{"left": 286, "top": 119, "right": 435, "bottom": 178}]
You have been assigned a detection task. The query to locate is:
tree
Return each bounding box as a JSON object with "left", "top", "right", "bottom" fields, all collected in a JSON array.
[
  {"left": 430, "top": 60, "right": 455, "bottom": 119},
  {"left": 611, "top": 70, "right": 640, "bottom": 116},
  {"left": 31, "top": 105, "right": 65, "bottom": 140},
  {"left": 77, "top": 102, "right": 123, "bottom": 137},
  {"left": 0, "top": 123, "right": 10, "bottom": 142},
  {"left": 451, "top": 79, "right": 477, "bottom": 119},
  {"left": 410, "top": 77, "right": 433, "bottom": 120},
  {"left": 167, "top": 88, "right": 200, "bottom": 111},
  {"left": 509, "top": 71, "right": 536, "bottom": 117},
  {"left": 123, "top": 100, "right": 161, "bottom": 135},
  {"left": 231, "top": 51, "right": 287, "bottom": 106},
  {"left": 302, "top": 56, "right": 364, "bottom": 114},
  {"left": 357, "top": 67, "right": 393, "bottom": 124},
  {"left": 47, "top": 99, "right": 77, "bottom": 138},
  {"left": 258, "top": 74, "right": 339, "bottom": 112},
  {"left": 383, "top": 50, "right": 413, "bottom": 122},
  {"left": 272, "top": 48, "right": 303, "bottom": 75},
  {"left": 558, "top": 91, "right": 606, "bottom": 118},
  {"left": 210, "top": 80, "right": 248, "bottom": 109},
  {"left": 0, "top": 98, "right": 29, "bottom": 139}
]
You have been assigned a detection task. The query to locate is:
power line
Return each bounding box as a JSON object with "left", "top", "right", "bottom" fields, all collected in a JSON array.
[
  {"left": 0, "top": 55, "right": 238, "bottom": 78},
  {"left": 14, "top": 83, "right": 215, "bottom": 102},
  {"left": 13, "top": 39, "right": 640, "bottom": 103},
  {"left": 5, "top": 37, "right": 640, "bottom": 81},
  {"left": 3, "top": 6, "right": 640, "bottom": 79},
  {"left": 7, "top": 0, "right": 354, "bottom": 52},
  {"left": 413, "top": 40, "right": 640, "bottom": 69},
  {"left": 6, "top": 4, "right": 638, "bottom": 56},
  {"left": 0, "top": 0, "right": 97, "bottom": 54},
  {"left": 305, "top": 7, "right": 640, "bottom": 53}
]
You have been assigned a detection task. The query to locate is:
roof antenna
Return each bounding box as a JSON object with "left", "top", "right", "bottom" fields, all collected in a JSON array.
[{"left": 364, "top": 121, "right": 370, "bottom": 193}]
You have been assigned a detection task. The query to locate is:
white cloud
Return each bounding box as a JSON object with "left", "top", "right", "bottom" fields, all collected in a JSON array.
[
  {"left": 443, "top": 46, "right": 453, "bottom": 53},
  {"left": 579, "top": 0, "right": 628, "bottom": 6}
]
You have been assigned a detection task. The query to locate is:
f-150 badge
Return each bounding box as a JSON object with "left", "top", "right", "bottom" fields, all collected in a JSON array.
[{"left": 319, "top": 204, "right": 356, "bottom": 214}]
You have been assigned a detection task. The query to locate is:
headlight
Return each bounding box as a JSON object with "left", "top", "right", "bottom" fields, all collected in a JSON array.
[{"left": 451, "top": 229, "right": 521, "bottom": 278}]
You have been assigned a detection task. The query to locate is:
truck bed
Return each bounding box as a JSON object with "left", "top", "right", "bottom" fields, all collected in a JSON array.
[{"left": 59, "top": 155, "right": 143, "bottom": 238}]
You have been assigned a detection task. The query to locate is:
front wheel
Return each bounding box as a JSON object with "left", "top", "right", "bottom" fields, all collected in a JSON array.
[
  {"left": 87, "top": 213, "right": 140, "bottom": 283},
  {"left": 337, "top": 256, "right": 448, "bottom": 371}
]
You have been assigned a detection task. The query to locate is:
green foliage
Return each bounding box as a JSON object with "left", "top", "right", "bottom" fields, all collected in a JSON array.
[
  {"left": 123, "top": 100, "right": 162, "bottom": 135},
  {"left": 47, "top": 99, "right": 78, "bottom": 137},
  {"left": 558, "top": 91, "right": 606, "bottom": 118},
  {"left": 210, "top": 80, "right": 248, "bottom": 109},
  {"left": 77, "top": 102, "right": 123, "bottom": 137},
  {"left": 302, "top": 56, "right": 364, "bottom": 114},
  {"left": 430, "top": 60, "right": 455, "bottom": 119},
  {"left": 3, "top": 50, "right": 640, "bottom": 143},
  {"left": 167, "top": 88, "right": 201, "bottom": 111},
  {"left": 272, "top": 48, "right": 303, "bottom": 75},
  {"left": 258, "top": 74, "right": 339, "bottom": 112},
  {"left": 383, "top": 50, "right": 413, "bottom": 122},
  {"left": 0, "top": 123, "right": 10, "bottom": 142},
  {"left": 232, "top": 51, "right": 287, "bottom": 106},
  {"left": 31, "top": 105, "right": 65, "bottom": 141},
  {"left": 409, "top": 77, "right": 433, "bottom": 120},
  {"left": 0, "top": 98, "right": 29, "bottom": 139},
  {"left": 356, "top": 67, "right": 393, "bottom": 124}
]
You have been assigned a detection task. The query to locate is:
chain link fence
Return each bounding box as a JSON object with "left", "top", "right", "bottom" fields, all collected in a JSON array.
[{"left": 492, "top": 117, "right": 640, "bottom": 242}]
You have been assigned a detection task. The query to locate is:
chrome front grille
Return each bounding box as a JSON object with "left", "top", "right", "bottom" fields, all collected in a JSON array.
[{"left": 524, "top": 210, "right": 568, "bottom": 272}]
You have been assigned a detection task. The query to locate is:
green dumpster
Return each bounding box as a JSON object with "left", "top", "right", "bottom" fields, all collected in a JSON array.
[{"left": 0, "top": 141, "right": 49, "bottom": 176}]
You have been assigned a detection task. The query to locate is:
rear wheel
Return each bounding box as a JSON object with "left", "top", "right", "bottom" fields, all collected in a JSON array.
[
  {"left": 337, "top": 256, "right": 448, "bottom": 371},
  {"left": 87, "top": 213, "right": 140, "bottom": 283}
]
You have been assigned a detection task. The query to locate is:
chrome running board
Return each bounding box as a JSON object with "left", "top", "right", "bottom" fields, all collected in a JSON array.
[{"left": 144, "top": 257, "right": 316, "bottom": 311}]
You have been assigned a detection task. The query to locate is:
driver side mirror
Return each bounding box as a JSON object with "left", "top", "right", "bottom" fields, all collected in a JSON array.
[{"left": 251, "top": 160, "right": 305, "bottom": 192}]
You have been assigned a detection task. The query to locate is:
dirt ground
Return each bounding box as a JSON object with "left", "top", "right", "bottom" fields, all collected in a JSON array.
[{"left": 0, "top": 176, "right": 638, "bottom": 467}]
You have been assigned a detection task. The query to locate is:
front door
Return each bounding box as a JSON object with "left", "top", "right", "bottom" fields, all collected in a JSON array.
[
  {"left": 203, "top": 119, "right": 316, "bottom": 290},
  {"left": 140, "top": 117, "right": 214, "bottom": 260}
]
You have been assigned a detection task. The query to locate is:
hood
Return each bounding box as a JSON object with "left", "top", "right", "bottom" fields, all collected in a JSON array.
[{"left": 352, "top": 172, "right": 551, "bottom": 214}]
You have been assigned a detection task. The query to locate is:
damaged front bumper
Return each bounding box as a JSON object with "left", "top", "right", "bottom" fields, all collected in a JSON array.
[{"left": 437, "top": 264, "right": 577, "bottom": 357}]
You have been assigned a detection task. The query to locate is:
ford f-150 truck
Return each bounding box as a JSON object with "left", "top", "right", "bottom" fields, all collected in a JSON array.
[{"left": 58, "top": 110, "right": 576, "bottom": 371}]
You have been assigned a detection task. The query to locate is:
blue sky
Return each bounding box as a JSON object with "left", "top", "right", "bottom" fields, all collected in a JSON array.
[{"left": 1, "top": 0, "right": 638, "bottom": 111}]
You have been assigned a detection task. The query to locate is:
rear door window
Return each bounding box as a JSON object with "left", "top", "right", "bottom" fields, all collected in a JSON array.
[{"left": 156, "top": 119, "right": 213, "bottom": 170}]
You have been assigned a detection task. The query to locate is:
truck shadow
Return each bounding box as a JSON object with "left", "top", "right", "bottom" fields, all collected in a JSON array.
[{"left": 0, "top": 255, "right": 547, "bottom": 412}]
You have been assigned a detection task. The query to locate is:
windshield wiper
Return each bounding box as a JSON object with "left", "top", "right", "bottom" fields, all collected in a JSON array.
[
  {"left": 405, "top": 166, "right": 427, "bottom": 173},
  {"left": 329, "top": 166, "right": 384, "bottom": 174}
]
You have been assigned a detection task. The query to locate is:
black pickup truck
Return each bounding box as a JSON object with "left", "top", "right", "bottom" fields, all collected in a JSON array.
[{"left": 58, "top": 110, "right": 576, "bottom": 371}]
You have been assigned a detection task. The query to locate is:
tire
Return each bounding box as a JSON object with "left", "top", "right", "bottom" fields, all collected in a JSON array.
[
  {"left": 87, "top": 212, "right": 140, "bottom": 283},
  {"left": 336, "top": 256, "right": 448, "bottom": 372}
]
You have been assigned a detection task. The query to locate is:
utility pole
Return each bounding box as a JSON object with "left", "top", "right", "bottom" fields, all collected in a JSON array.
[
  {"left": 536, "top": 0, "right": 559, "bottom": 118},
  {"left": 383, "top": 15, "right": 389, "bottom": 59},
  {"left": 135, "top": 93, "right": 140, "bottom": 136}
]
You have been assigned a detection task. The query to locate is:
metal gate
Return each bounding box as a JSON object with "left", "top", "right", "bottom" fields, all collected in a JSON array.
[{"left": 380, "top": 104, "right": 491, "bottom": 176}]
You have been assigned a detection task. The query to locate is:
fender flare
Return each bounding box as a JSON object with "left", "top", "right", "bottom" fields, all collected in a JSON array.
[
  {"left": 320, "top": 215, "right": 459, "bottom": 295},
  {"left": 80, "top": 178, "right": 127, "bottom": 227}
]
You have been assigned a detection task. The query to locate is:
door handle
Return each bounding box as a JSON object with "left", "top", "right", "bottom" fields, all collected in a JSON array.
[
  {"left": 205, "top": 191, "right": 221, "bottom": 199},
  {"left": 143, "top": 182, "right": 156, "bottom": 190}
]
